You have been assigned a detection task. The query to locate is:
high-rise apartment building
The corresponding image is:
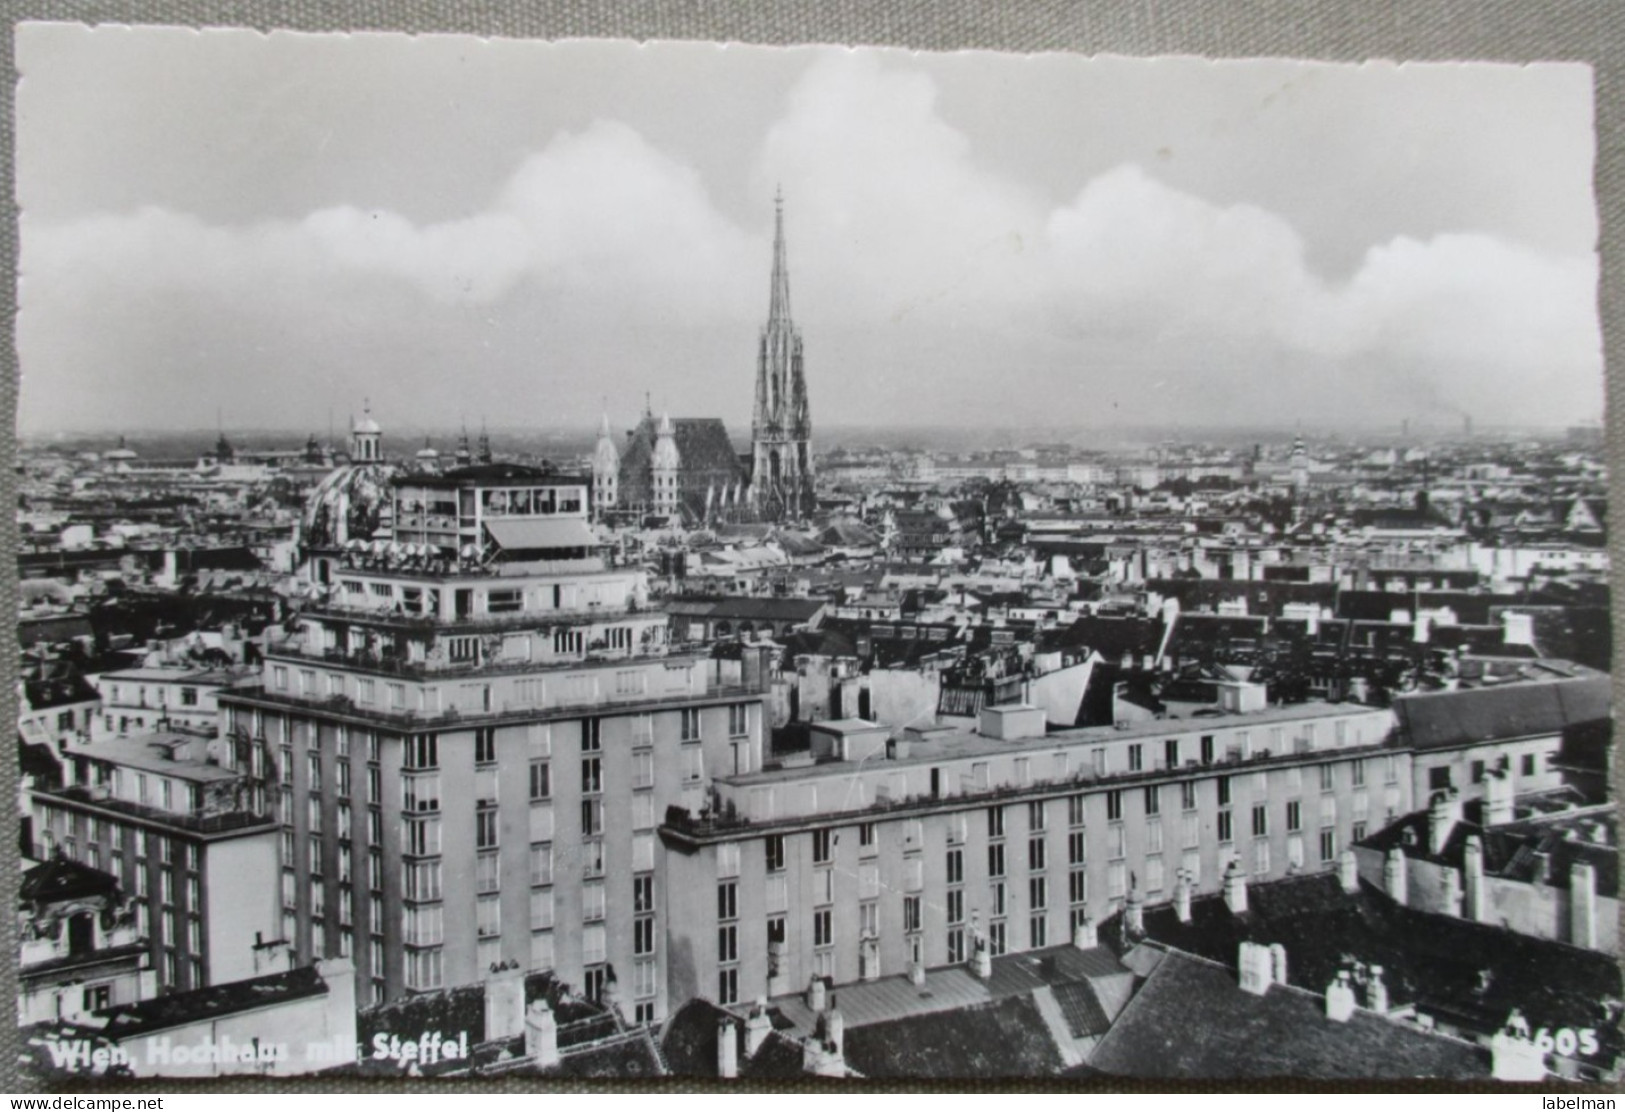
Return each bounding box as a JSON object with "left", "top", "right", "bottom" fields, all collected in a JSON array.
[{"left": 218, "top": 463, "right": 769, "bottom": 1017}]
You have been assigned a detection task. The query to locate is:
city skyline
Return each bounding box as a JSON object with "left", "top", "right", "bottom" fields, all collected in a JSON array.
[{"left": 18, "top": 28, "right": 1605, "bottom": 435}]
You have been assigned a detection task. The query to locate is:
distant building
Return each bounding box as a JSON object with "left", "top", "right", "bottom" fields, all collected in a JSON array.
[
  {"left": 18, "top": 856, "right": 152, "bottom": 1026},
  {"left": 749, "top": 192, "right": 815, "bottom": 521}
]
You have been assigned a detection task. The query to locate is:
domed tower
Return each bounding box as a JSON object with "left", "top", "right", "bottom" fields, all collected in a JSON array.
[
  {"left": 415, "top": 437, "right": 440, "bottom": 471},
  {"left": 351, "top": 402, "right": 383, "bottom": 463},
  {"left": 652, "top": 412, "right": 681, "bottom": 518},
  {"left": 592, "top": 413, "right": 620, "bottom": 520}
]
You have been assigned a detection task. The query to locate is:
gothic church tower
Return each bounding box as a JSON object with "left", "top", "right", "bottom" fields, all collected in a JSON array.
[{"left": 750, "top": 190, "right": 814, "bottom": 520}]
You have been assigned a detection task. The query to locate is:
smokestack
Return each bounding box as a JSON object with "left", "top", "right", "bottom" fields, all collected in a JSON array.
[
  {"left": 1428, "top": 790, "right": 1462, "bottom": 855},
  {"left": 717, "top": 1018, "right": 739, "bottom": 1079},
  {"left": 1222, "top": 859, "right": 1248, "bottom": 916},
  {"left": 1337, "top": 849, "right": 1360, "bottom": 894},
  {"left": 1384, "top": 847, "right": 1408, "bottom": 906},
  {"left": 1463, "top": 836, "right": 1486, "bottom": 921},
  {"left": 1173, "top": 870, "right": 1193, "bottom": 923},
  {"left": 1570, "top": 861, "right": 1597, "bottom": 949}
]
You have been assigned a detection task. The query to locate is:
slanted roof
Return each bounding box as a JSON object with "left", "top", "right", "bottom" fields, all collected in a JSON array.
[
  {"left": 1395, "top": 677, "right": 1609, "bottom": 750},
  {"left": 99, "top": 964, "right": 328, "bottom": 1038},
  {"left": 20, "top": 855, "right": 120, "bottom": 905},
  {"left": 484, "top": 518, "right": 599, "bottom": 553},
  {"left": 1090, "top": 947, "right": 1489, "bottom": 1080},
  {"left": 842, "top": 995, "right": 1065, "bottom": 1079}
]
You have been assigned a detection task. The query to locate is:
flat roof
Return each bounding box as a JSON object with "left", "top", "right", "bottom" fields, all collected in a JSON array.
[
  {"left": 727, "top": 700, "right": 1392, "bottom": 788},
  {"left": 63, "top": 735, "right": 240, "bottom": 783}
]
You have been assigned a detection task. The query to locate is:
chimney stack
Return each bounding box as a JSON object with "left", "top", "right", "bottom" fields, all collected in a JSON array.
[
  {"left": 717, "top": 1018, "right": 739, "bottom": 1079},
  {"left": 972, "top": 938, "right": 992, "bottom": 980},
  {"left": 1490, "top": 1010, "right": 1549, "bottom": 1082},
  {"left": 1483, "top": 770, "right": 1514, "bottom": 827},
  {"left": 1073, "top": 918, "right": 1098, "bottom": 951},
  {"left": 1337, "top": 849, "right": 1360, "bottom": 894},
  {"left": 1569, "top": 861, "right": 1597, "bottom": 949},
  {"left": 484, "top": 962, "right": 527, "bottom": 1041},
  {"left": 1440, "top": 866, "right": 1463, "bottom": 918},
  {"left": 1462, "top": 836, "right": 1486, "bottom": 921},
  {"left": 1222, "top": 859, "right": 1249, "bottom": 916},
  {"left": 1173, "top": 870, "right": 1193, "bottom": 923},
  {"left": 824, "top": 1006, "right": 845, "bottom": 1056},
  {"left": 1268, "top": 943, "right": 1288, "bottom": 986},
  {"left": 744, "top": 999, "right": 773, "bottom": 1058},
  {"left": 525, "top": 1000, "right": 561, "bottom": 1069},
  {"left": 908, "top": 961, "right": 926, "bottom": 987},
  {"left": 1237, "top": 941, "right": 1274, "bottom": 995},
  {"left": 1366, "top": 965, "right": 1389, "bottom": 1014},
  {"left": 1124, "top": 883, "right": 1145, "bottom": 936},
  {"left": 1325, "top": 971, "right": 1357, "bottom": 1022},
  {"left": 807, "top": 975, "right": 827, "bottom": 1013},
  {"left": 1383, "top": 847, "right": 1408, "bottom": 906},
  {"left": 1428, "top": 790, "right": 1461, "bottom": 855}
]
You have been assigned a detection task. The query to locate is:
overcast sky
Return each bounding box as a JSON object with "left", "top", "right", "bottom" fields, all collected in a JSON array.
[{"left": 16, "top": 25, "right": 1605, "bottom": 434}]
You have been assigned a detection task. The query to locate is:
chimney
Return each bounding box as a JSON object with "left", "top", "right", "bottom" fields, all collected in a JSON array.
[
  {"left": 1173, "top": 870, "right": 1193, "bottom": 923},
  {"left": 1366, "top": 965, "right": 1389, "bottom": 1014},
  {"left": 1490, "top": 1010, "right": 1549, "bottom": 1082},
  {"left": 972, "top": 938, "right": 992, "bottom": 980},
  {"left": 1222, "top": 859, "right": 1248, "bottom": 916},
  {"left": 1325, "top": 971, "right": 1357, "bottom": 1022},
  {"left": 1569, "top": 861, "right": 1597, "bottom": 949},
  {"left": 1268, "top": 943, "right": 1288, "bottom": 986},
  {"left": 1483, "top": 770, "right": 1514, "bottom": 827},
  {"left": 744, "top": 999, "right": 773, "bottom": 1058},
  {"left": 1237, "top": 941, "right": 1273, "bottom": 995},
  {"left": 525, "top": 1000, "right": 561, "bottom": 1069},
  {"left": 1073, "top": 918, "right": 1098, "bottom": 951},
  {"left": 908, "top": 961, "right": 926, "bottom": 986},
  {"left": 807, "top": 975, "right": 827, "bottom": 1013},
  {"left": 1124, "top": 885, "right": 1145, "bottom": 936},
  {"left": 1384, "top": 848, "right": 1408, "bottom": 906},
  {"left": 1462, "top": 836, "right": 1486, "bottom": 921},
  {"left": 1428, "top": 790, "right": 1461, "bottom": 855},
  {"left": 484, "top": 962, "right": 527, "bottom": 1041},
  {"left": 717, "top": 1018, "right": 739, "bottom": 1079},
  {"left": 1337, "top": 849, "right": 1360, "bottom": 895},
  {"left": 1440, "top": 866, "right": 1463, "bottom": 918},
  {"left": 823, "top": 1006, "right": 845, "bottom": 1056}
]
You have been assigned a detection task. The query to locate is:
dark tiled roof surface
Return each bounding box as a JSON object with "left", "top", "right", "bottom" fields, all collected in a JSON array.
[
  {"left": 1051, "top": 980, "right": 1113, "bottom": 1038},
  {"left": 20, "top": 855, "right": 121, "bottom": 905},
  {"left": 1395, "top": 677, "right": 1609, "bottom": 750},
  {"left": 1090, "top": 948, "right": 1490, "bottom": 1080},
  {"left": 99, "top": 964, "right": 328, "bottom": 1038},
  {"left": 842, "top": 995, "right": 1064, "bottom": 1079}
]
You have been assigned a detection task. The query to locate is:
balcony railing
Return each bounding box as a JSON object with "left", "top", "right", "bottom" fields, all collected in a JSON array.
[
  {"left": 35, "top": 786, "right": 275, "bottom": 834},
  {"left": 225, "top": 675, "right": 769, "bottom": 729},
  {"left": 296, "top": 599, "right": 653, "bottom": 635},
  {"left": 666, "top": 736, "right": 1398, "bottom": 843}
]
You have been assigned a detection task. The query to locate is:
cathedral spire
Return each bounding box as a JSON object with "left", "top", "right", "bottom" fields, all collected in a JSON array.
[{"left": 768, "top": 185, "right": 792, "bottom": 327}]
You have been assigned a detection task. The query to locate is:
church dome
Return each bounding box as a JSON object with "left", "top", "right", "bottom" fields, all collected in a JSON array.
[{"left": 301, "top": 462, "right": 397, "bottom": 550}]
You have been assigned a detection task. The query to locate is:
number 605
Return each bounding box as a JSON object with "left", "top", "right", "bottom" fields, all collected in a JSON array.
[{"left": 1533, "top": 1027, "right": 1600, "bottom": 1057}]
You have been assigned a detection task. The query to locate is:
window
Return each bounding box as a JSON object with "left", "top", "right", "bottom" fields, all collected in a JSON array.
[
  {"left": 583, "top": 883, "right": 606, "bottom": 922},
  {"left": 1200, "top": 735, "right": 1215, "bottom": 764},
  {"left": 812, "top": 829, "right": 833, "bottom": 864},
  {"left": 813, "top": 908, "right": 833, "bottom": 947},
  {"left": 1319, "top": 828, "right": 1337, "bottom": 862},
  {"left": 681, "top": 708, "right": 702, "bottom": 742},
  {"left": 476, "top": 851, "right": 500, "bottom": 894},
  {"left": 632, "top": 751, "right": 653, "bottom": 790},
  {"left": 580, "top": 798, "right": 603, "bottom": 837},
  {"left": 859, "top": 822, "right": 876, "bottom": 851},
  {"left": 1106, "top": 791, "right": 1123, "bottom": 822},
  {"left": 946, "top": 848, "right": 964, "bottom": 884},
  {"left": 1164, "top": 739, "right": 1179, "bottom": 769},
  {"left": 1029, "top": 875, "right": 1048, "bottom": 910},
  {"left": 682, "top": 747, "right": 704, "bottom": 784},
  {"left": 1521, "top": 753, "right": 1536, "bottom": 777},
  {"left": 1028, "top": 800, "right": 1047, "bottom": 831},
  {"left": 477, "top": 894, "right": 501, "bottom": 937},
  {"left": 1144, "top": 785, "right": 1161, "bottom": 816},
  {"left": 1067, "top": 794, "right": 1085, "bottom": 827},
  {"left": 1069, "top": 868, "right": 1087, "bottom": 906},
  {"left": 581, "top": 756, "right": 602, "bottom": 794},
  {"left": 1252, "top": 804, "right": 1268, "bottom": 838},
  {"left": 987, "top": 806, "right": 1006, "bottom": 838},
  {"left": 1287, "top": 800, "right": 1302, "bottom": 832},
  {"left": 633, "top": 874, "right": 654, "bottom": 915},
  {"left": 402, "top": 773, "right": 440, "bottom": 813},
  {"left": 528, "top": 761, "right": 551, "bottom": 801},
  {"left": 1218, "top": 811, "right": 1233, "bottom": 843},
  {"left": 476, "top": 805, "right": 499, "bottom": 849},
  {"left": 1320, "top": 765, "right": 1335, "bottom": 793},
  {"left": 717, "top": 923, "right": 737, "bottom": 963},
  {"left": 947, "top": 928, "right": 966, "bottom": 964},
  {"left": 581, "top": 718, "right": 601, "bottom": 752},
  {"left": 764, "top": 835, "right": 785, "bottom": 872},
  {"left": 1181, "top": 781, "right": 1198, "bottom": 811},
  {"left": 405, "top": 735, "right": 438, "bottom": 770},
  {"left": 903, "top": 895, "right": 922, "bottom": 934},
  {"left": 717, "top": 881, "right": 737, "bottom": 922},
  {"left": 475, "top": 729, "right": 497, "bottom": 764},
  {"left": 1217, "top": 776, "right": 1231, "bottom": 806},
  {"left": 1109, "top": 861, "right": 1127, "bottom": 899},
  {"left": 1352, "top": 821, "right": 1368, "bottom": 843},
  {"left": 1128, "top": 744, "right": 1143, "bottom": 772},
  {"left": 1028, "top": 836, "right": 1046, "bottom": 871},
  {"left": 1068, "top": 830, "right": 1086, "bottom": 865},
  {"left": 1352, "top": 758, "right": 1366, "bottom": 787},
  {"left": 729, "top": 704, "right": 750, "bottom": 737},
  {"left": 718, "top": 842, "right": 741, "bottom": 879},
  {"left": 988, "top": 842, "right": 1006, "bottom": 878},
  {"left": 406, "top": 948, "right": 443, "bottom": 991}
]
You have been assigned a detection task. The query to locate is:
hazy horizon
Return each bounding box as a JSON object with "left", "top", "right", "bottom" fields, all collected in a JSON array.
[{"left": 17, "top": 29, "right": 1606, "bottom": 436}]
